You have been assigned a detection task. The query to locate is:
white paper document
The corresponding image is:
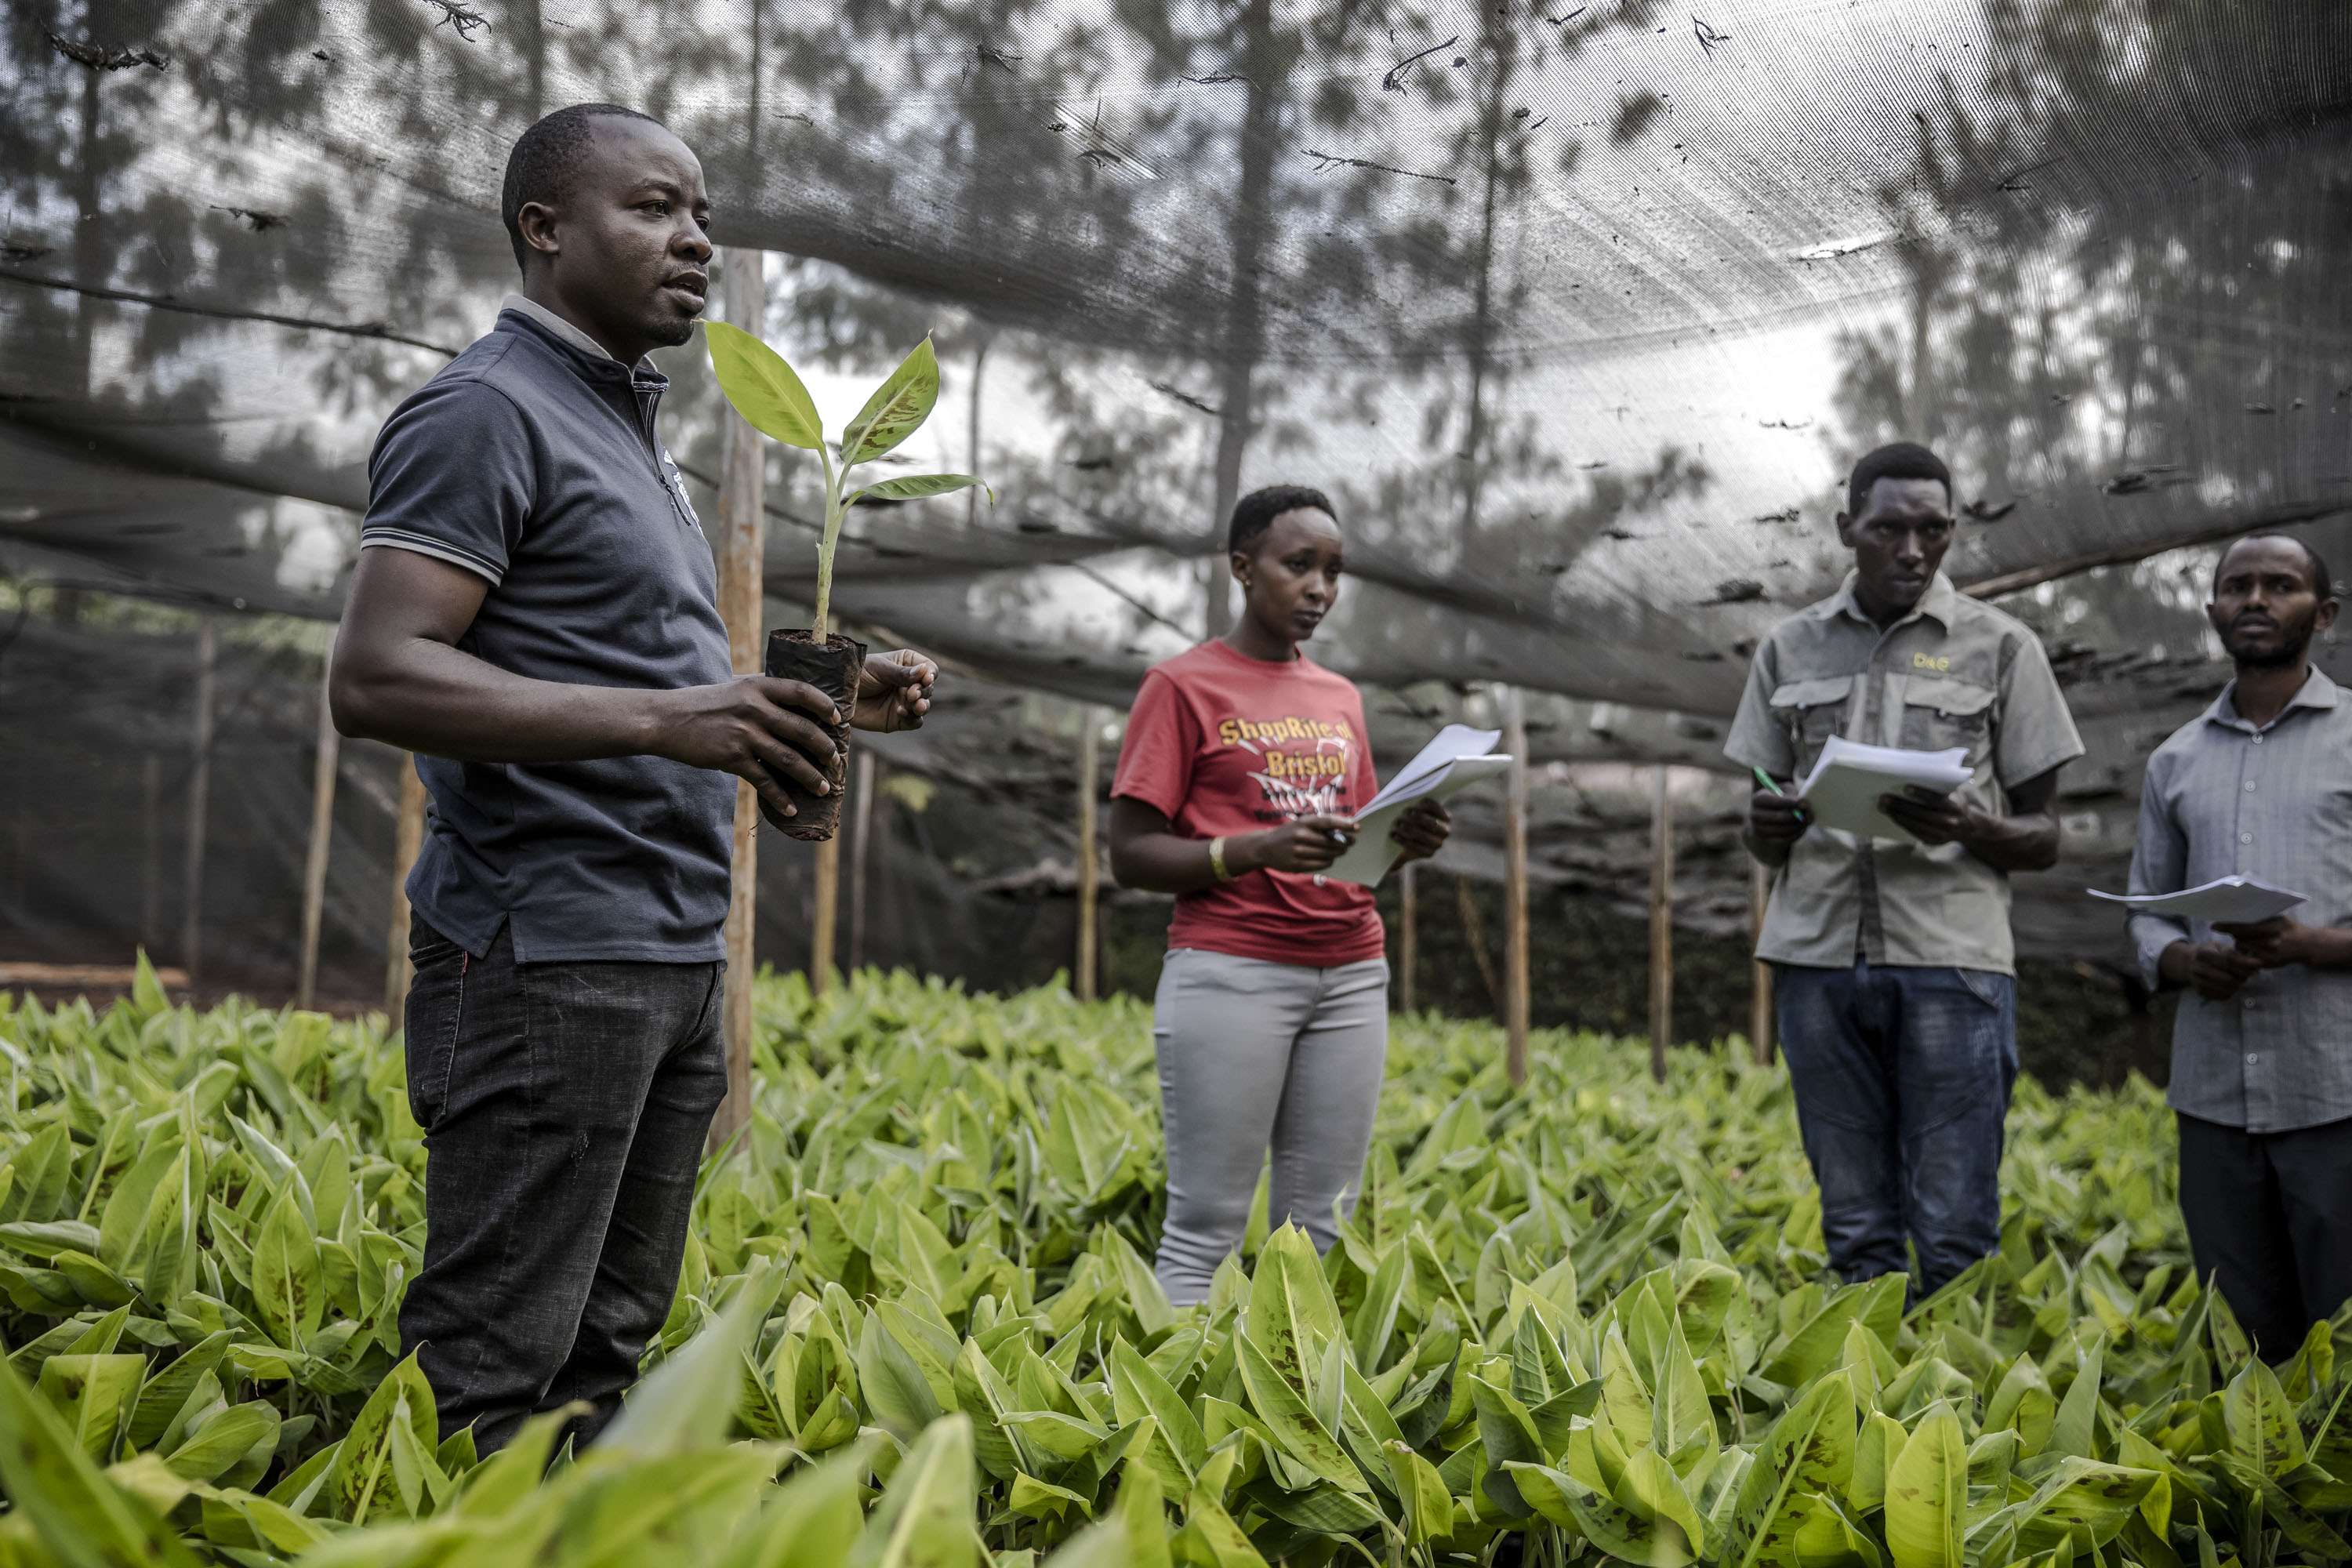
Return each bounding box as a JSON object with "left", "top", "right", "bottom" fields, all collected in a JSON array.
[
  {"left": 2087, "top": 876, "right": 2307, "bottom": 924},
  {"left": 1795, "top": 735, "right": 1975, "bottom": 844},
  {"left": 1323, "top": 724, "right": 1511, "bottom": 887}
]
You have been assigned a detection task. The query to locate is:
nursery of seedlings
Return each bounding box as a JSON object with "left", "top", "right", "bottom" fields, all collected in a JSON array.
[{"left": 0, "top": 966, "right": 2333, "bottom": 1568}]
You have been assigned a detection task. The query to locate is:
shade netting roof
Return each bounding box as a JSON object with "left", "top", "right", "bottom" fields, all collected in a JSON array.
[{"left": 5, "top": 0, "right": 2350, "bottom": 753}]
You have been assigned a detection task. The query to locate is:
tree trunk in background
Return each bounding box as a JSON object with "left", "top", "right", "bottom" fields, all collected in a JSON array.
[
  {"left": 1458, "top": 7, "right": 1515, "bottom": 555},
  {"left": 1647, "top": 765, "right": 1674, "bottom": 1081},
  {"left": 385, "top": 760, "right": 426, "bottom": 1026},
  {"left": 516, "top": 0, "right": 545, "bottom": 122},
  {"left": 180, "top": 624, "right": 216, "bottom": 987},
  {"left": 1501, "top": 686, "right": 1530, "bottom": 1087},
  {"left": 967, "top": 336, "right": 989, "bottom": 528},
  {"left": 1206, "top": 0, "right": 1279, "bottom": 638},
  {"left": 1750, "top": 858, "right": 1775, "bottom": 1065},
  {"left": 73, "top": 67, "right": 100, "bottom": 398},
  {"left": 1076, "top": 706, "right": 1100, "bottom": 1001},
  {"left": 296, "top": 640, "right": 339, "bottom": 1010},
  {"left": 713, "top": 246, "right": 768, "bottom": 1152}
]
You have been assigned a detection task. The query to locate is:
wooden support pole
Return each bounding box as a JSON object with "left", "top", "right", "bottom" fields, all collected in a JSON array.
[
  {"left": 180, "top": 622, "right": 217, "bottom": 988},
  {"left": 1398, "top": 862, "right": 1417, "bottom": 1014},
  {"left": 1647, "top": 764, "right": 1675, "bottom": 1082},
  {"left": 711, "top": 246, "right": 768, "bottom": 1152},
  {"left": 1501, "top": 685, "right": 1530, "bottom": 1088},
  {"left": 848, "top": 750, "right": 876, "bottom": 973},
  {"left": 296, "top": 639, "right": 339, "bottom": 1010},
  {"left": 385, "top": 759, "right": 426, "bottom": 1026},
  {"left": 1076, "top": 705, "right": 1101, "bottom": 1002},
  {"left": 811, "top": 836, "right": 839, "bottom": 993},
  {"left": 1750, "top": 857, "right": 1776, "bottom": 1066},
  {"left": 140, "top": 753, "right": 161, "bottom": 960}
]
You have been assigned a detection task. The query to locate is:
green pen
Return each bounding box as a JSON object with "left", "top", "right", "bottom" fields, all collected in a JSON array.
[{"left": 1751, "top": 766, "right": 1806, "bottom": 824}]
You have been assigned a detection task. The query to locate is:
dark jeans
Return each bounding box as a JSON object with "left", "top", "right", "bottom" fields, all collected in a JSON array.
[
  {"left": 2176, "top": 1112, "right": 2352, "bottom": 1361},
  {"left": 397, "top": 916, "right": 727, "bottom": 1453},
  {"left": 1775, "top": 961, "right": 2017, "bottom": 1296}
]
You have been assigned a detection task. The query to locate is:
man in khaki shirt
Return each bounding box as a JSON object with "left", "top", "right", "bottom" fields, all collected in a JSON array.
[{"left": 1726, "top": 442, "right": 2083, "bottom": 1297}]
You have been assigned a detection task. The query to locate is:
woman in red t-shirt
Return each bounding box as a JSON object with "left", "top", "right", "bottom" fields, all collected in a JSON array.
[{"left": 1109, "top": 485, "right": 1450, "bottom": 1304}]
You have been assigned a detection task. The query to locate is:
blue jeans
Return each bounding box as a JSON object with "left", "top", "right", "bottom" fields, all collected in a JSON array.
[{"left": 1774, "top": 962, "right": 2016, "bottom": 1297}]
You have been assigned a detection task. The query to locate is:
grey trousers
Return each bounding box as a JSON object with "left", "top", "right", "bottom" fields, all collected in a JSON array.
[{"left": 1151, "top": 947, "right": 1390, "bottom": 1305}]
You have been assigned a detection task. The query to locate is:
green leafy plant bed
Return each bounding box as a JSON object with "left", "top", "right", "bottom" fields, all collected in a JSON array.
[{"left": 0, "top": 960, "right": 2339, "bottom": 1568}]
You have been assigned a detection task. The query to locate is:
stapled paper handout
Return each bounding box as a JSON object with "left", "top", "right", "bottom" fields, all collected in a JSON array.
[
  {"left": 2087, "top": 876, "right": 2307, "bottom": 925},
  {"left": 1323, "top": 724, "right": 1511, "bottom": 887},
  {"left": 1795, "top": 735, "right": 1974, "bottom": 844}
]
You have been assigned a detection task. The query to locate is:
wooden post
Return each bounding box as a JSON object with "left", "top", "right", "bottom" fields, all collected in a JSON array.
[
  {"left": 1647, "top": 764, "right": 1674, "bottom": 1082},
  {"left": 385, "top": 759, "right": 426, "bottom": 1026},
  {"left": 1076, "top": 705, "right": 1101, "bottom": 1002},
  {"left": 296, "top": 639, "right": 339, "bottom": 1009},
  {"left": 711, "top": 246, "right": 768, "bottom": 1152},
  {"left": 180, "top": 622, "right": 217, "bottom": 988},
  {"left": 967, "top": 338, "right": 989, "bottom": 529},
  {"left": 848, "top": 750, "right": 876, "bottom": 972},
  {"left": 140, "top": 753, "right": 161, "bottom": 960},
  {"left": 1398, "top": 862, "right": 1417, "bottom": 1014},
  {"left": 811, "top": 836, "right": 839, "bottom": 993},
  {"left": 1501, "top": 686, "right": 1530, "bottom": 1087},
  {"left": 1750, "top": 858, "right": 1776, "bottom": 1065}
]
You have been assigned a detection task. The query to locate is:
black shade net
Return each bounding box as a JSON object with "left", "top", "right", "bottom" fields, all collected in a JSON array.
[{"left": 5, "top": 0, "right": 2352, "bottom": 986}]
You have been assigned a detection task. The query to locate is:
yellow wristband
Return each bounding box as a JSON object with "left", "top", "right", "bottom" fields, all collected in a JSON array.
[{"left": 1208, "top": 837, "right": 1235, "bottom": 882}]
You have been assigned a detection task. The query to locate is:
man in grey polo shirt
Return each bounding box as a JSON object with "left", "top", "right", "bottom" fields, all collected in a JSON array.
[
  {"left": 2128, "top": 533, "right": 2352, "bottom": 1357},
  {"left": 1726, "top": 441, "right": 2084, "bottom": 1298},
  {"left": 332, "top": 103, "right": 935, "bottom": 1451}
]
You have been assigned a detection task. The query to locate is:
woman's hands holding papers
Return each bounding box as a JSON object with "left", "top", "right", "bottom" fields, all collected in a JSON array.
[
  {"left": 1388, "top": 798, "right": 1451, "bottom": 864},
  {"left": 1250, "top": 815, "right": 1363, "bottom": 874}
]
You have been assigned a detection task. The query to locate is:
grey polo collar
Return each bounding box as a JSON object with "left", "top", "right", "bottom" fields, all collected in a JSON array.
[
  {"left": 499, "top": 292, "right": 655, "bottom": 372},
  {"left": 1824, "top": 568, "right": 1960, "bottom": 631},
  {"left": 2206, "top": 664, "right": 2341, "bottom": 732}
]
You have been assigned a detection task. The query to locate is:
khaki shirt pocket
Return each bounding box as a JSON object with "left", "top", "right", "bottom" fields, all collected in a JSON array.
[
  {"left": 1899, "top": 674, "right": 1997, "bottom": 760},
  {"left": 1767, "top": 674, "right": 1855, "bottom": 776}
]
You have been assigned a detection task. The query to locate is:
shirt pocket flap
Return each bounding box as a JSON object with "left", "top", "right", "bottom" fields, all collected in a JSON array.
[
  {"left": 1902, "top": 675, "right": 1997, "bottom": 717},
  {"left": 1768, "top": 674, "right": 1855, "bottom": 710}
]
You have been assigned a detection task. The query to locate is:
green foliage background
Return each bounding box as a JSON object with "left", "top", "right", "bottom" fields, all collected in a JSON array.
[{"left": 0, "top": 963, "right": 2335, "bottom": 1568}]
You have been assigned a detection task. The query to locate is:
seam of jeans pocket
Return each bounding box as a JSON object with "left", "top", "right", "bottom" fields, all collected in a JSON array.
[
  {"left": 1955, "top": 967, "right": 2007, "bottom": 1009},
  {"left": 425, "top": 955, "right": 466, "bottom": 1131}
]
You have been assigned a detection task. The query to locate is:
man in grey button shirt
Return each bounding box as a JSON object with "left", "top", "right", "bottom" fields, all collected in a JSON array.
[
  {"left": 1726, "top": 442, "right": 2084, "bottom": 1298},
  {"left": 2128, "top": 533, "right": 2352, "bottom": 1357}
]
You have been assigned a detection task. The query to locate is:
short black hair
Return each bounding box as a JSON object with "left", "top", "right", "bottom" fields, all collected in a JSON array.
[
  {"left": 1846, "top": 441, "right": 1952, "bottom": 519},
  {"left": 501, "top": 103, "right": 664, "bottom": 271},
  {"left": 1229, "top": 485, "right": 1337, "bottom": 554},
  {"left": 2213, "top": 533, "right": 2336, "bottom": 598}
]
